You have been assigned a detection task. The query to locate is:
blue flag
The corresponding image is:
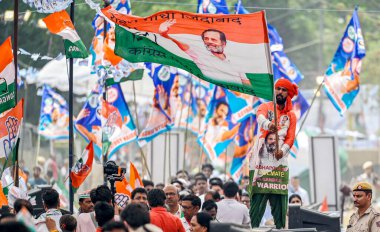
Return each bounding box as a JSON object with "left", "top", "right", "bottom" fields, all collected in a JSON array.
[
  {"left": 190, "top": 80, "right": 214, "bottom": 135},
  {"left": 197, "top": 0, "right": 229, "bottom": 14},
  {"left": 292, "top": 92, "right": 309, "bottom": 121},
  {"left": 323, "top": 10, "right": 365, "bottom": 115},
  {"left": 38, "top": 85, "right": 69, "bottom": 140},
  {"left": 234, "top": 0, "right": 249, "bottom": 14},
  {"left": 138, "top": 64, "right": 178, "bottom": 146}
]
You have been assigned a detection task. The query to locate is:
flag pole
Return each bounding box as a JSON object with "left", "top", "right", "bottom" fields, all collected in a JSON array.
[
  {"left": 273, "top": 88, "right": 279, "bottom": 156},
  {"left": 68, "top": 0, "right": 75, "bottom": 214},
  {"left": 182, "top": 81, "right": 193, "bottom": 172},
  {"left": 13, "top": 0, "right": 19, "bottom": 188},
  {"left": 132, "top": 81, "right": 151, "bottom": 179},
  {"left": 163, "top": 133, "right": 167, "bottom": 183}
]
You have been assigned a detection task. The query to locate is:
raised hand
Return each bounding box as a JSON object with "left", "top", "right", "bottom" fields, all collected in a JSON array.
[{"left": 158, "top": 19, "right": 177, "bottom": 34}]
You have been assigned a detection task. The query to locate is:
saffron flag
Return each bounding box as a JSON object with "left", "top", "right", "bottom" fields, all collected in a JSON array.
[
  {"left": 101, "top": 7, "right": 274, "bottom": 100},
  {"left": 38, "top": 85, "right": 69, "bottom": 140},
  {"left": 323, "top": 10, "right": 365, "bottom": 115},
  {"left": 0, "top": 37, "right": 16, "bottom": 113},
  {"left": 197, "top": 0, "right": 229, "bottom": 14},
  {"left": 138, "top": 64, "right": 177, "bottom": 147},
  {"left": 198, "top": 87, "right": 239, "bottom": 161},
  {"left": 70, "top": 141, "right": 94, "bottom": 192},
  {"left": 0, "top": 100, "right": 23, "bottom": 170},
  {"left": 0, "top": 182, "right": 7, "bottom": 207},
  {"left": 129, "top": 162, "right": 143, "bottom": 189},
  {"left": 115, "top": 177, "right": 132, "bottom": 208},
  {"left": 43, "top": 10, "right": 89, "bottom": 59}
]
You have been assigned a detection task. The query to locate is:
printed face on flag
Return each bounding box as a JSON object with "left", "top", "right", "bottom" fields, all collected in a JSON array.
[
  {"left": 102, "top": 7, "right": 274, "bottom": 100},
  {"left": 323, "top": 10, "right": 365, "bottom": 114}
]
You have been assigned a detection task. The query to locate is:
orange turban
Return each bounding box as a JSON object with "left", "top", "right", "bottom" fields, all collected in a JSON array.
[{"left": 275, "top": 78, "right": 299, "bottom": 112}]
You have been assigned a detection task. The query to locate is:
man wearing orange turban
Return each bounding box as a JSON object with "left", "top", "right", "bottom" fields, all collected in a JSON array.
[{"left": 249, "top": 78, "right": 298, "bottom": 229}]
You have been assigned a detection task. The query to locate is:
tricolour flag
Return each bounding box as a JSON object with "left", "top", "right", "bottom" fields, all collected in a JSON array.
[
  {"left": 38, "top": 85, "right": 69, "bottom": 140},
  {"left": 43, "top": 10, "right": 89, "bottom": 59},
  {"left": 0, "top": 37, "right": 16, "bottom": 113},
  {"left": 323, "top": 10, "right": 365, "bottom": 115},
  {"left": 129, "top": 162, "right": 144, "bottom": 189},
  {"left": 101, "top": 7, "right": 274, "bottom": 100},
  {"left": 0, "top": 99, "right": 23, "bottom": 172},
  {"left": 70, "top": 141, "right": 94, "bottom": 192},
  {"left": 289, "top": 139, "right": 299, "bottom": 159},
  {"left": 198, "top": 0, "right": 229, "bottom": 14}
]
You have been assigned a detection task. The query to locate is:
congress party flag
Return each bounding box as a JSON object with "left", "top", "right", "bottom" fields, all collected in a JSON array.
[
  {"left": 75, "top": 86, "right": 102, "bottom": 158},
  {"left": 323, "top": 10, "right": 365, "bottom": 115},
  {"left": 101, "top": 83, "right": 138, "bottom": 158},
  {"left": 43, "top": 10, "right": 89, "bottom": 59},
  {"left": 23, "top": 0, "right": 72, "bottom": 13},
  {"left": 198, "top": 0, "right": 229, "bottom": 14},
  {"left": 198, "top": 87, "right": 239, "bottom": 161},
  {"left": 138, "top": 64, "right": 177, "bottom": 147},
  {"left": 230, "top": 115, "right": 256, "bottom": 181},
  {"left": 101, "top": 7, "right": 274, "bottom": 100},
  {"left": 70, "top": 141, "right": 94, "bottom": 192},
  {"left": 0, "top": 37, "right": 16, "bottom": 113},
  {"left": 0, "top": 100, "right": 23, "bottom": 166},
  {"left": 38, "top": 85, "right": 69, "bottom": 140},
  {"left": 289, "top": 139, "right": 299, "bottom": 159},
  {"left": 115, "top": 177, "right": 132, "bottom": 208}
]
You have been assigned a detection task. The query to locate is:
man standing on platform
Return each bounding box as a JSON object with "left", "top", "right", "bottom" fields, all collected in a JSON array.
[
  {"left": 347, "top": 182, "right": 380, "bottom": 231},
  {"left": 249, "top": 78, "right": 298, "bottom": 229}
]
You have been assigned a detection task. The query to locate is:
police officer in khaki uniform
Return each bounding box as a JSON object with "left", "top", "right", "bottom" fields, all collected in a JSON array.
[{"left": 347, "top": 182, "right": 380, "bottom": 232}]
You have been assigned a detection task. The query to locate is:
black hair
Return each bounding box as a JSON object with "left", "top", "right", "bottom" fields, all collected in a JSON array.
[
  {"left": 0, "top": 221, "right": 30, "bottom": 232},
  {"left": 147, "top": 189, "right": 166, "bottom": 207},
  {"left": 182, "top": 194, "right": 201, "bottom": 208},
  {"left": 205, "top": 190, "right": 221, "bottom": 201},
  {"left": 142, "top": 179, "right": 154, "bottom": 187},
  {"left": 90, "top": 185, "right": 113, "bottom": 204},
  {"left": 209, "top": 177, "right": 223, "bottom": 188},
  {"left": 241, "top": 192, "right": 250, "bottom": 198},
  {"left": 155, "top": 183, "right": 165, "bottom": 189},
  {"left": 59, "top": 214, "right": 77, "bottom": 232},
  {"left": 121, "top": 203, "right": 150, "bottom": 229},
  {"left": 288, "top": 194, "right": 303, "bottom": 204},
  {"left": 196, "top": 212, "right": 213, "bottom": 231},
  {"left": 102, "top": 221, "right": 127, "bottom": 232},
  {"left": 13, "top": 199, "right": 33, "bottom": 215},
  {"left": 214, "top": 101, "right": 229, "bottom": 112},
  {"left": 201, "top": 29, "right": 227, "bottom": 44},
  {"left": 223, "top": 181, "right": 239, "bottom": 198},
  {"left": 0, "top": 213, "right": 15, "bottom": 222},
  {"left": 131, "top": 187, "right": 148, "bottom": 200},
  {"left": 42, "top": 188, "right": 60, "bottom": 209},
  {"left": 176, "top": 170, "right": 189, "bottom": 176},
  {"left": 195, "top": 176, "right": 208, "bottom": 185},
  {"left": 202, "top": 163, "right": 214, "bottom": 171},
  {"left": 171, "top": 179, "right": 184, "bottom": 191},
  {"left": 202, "top": 199, "right": 218, "bottom": 211},
  {"left": 94, "top": 201, "right": 114, "bottom": 227}
]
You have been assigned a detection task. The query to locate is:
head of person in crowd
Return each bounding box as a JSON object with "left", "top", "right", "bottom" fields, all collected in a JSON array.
[
  {"left": 289, "top": 193, "right": 302, "bottom": 205},
  {"left": 223, "top": 181, "right": 239, "bottom": 199},
  {"left": 290, "top": 176, "right": 301, "bottom": 190},
  {"left": 171, "top": 179, "right": 185, "bottom": 192},
  {"left": 240, "top": 175, "right": 250, "bottom": 190},
  {"left": 78, "top": 191, "right": 94, "bottom": 213},
  {"left": 164, "top": 185, "right": 180, "bottom": 214},
  {"left": 240, "top": 192, "right": 250, "bottom": 209},
  {"left": 176, "top": 170, "right": 189, "bottom": 181},
  {"left": 0, "top": 212, "right": 15, "bottom": 223},
  {"left": 33, "top": 166, "right": 43, "bottom": 179},
  {"left": 362, "top": 161, "right": 374, "bottom": 175},
  {"left": 190, "top": 212, "right": 212, "bottom": 232},
  {"left": 201, "top": 164, "right": 214, "bottom": 179},
  {"left": 131, "top": 187, "right": 148, "bottom": 205},
  {"left": 0, "top": 221, "right": 30, "bottom": 232},
  {"left": 181, "top": 195, "right": 201, "bottom": 221},
  {"left": 188, "top": 183, "right": 196, "bottom": 194},
  {"left": 352, "top": 182, "right": 373, "bottom": 211},
  {"left": 204, "top": 190, "right": 221, "bottom": 202},
  {"left": 102, "top": 221, "right": 128, "bottom": 232},
  {"left": 90, "top": 185, "right": 113, "bottom": 205},
  {"left": 195, "top": 175, "right": 208, "bottom": 196},
  {"left": 59, "top": 214, "right": 77, "bottom": 232},
  {"left": 121, "top": 203, "right": 150, "bottom": 231},
  {"left": 147, "top": 189, "right": 166, "bottom": 208},
  {"left": 209, "top": 177, "right": 224, "bottom": 195},
  {"left": 201, "top": 200, "right": 218, "bottom": 220},
  {"left": 42, "top": 188, "right": 60, "bottom": 211},
  {"left": 13, "top": 199, "right": 33, "bottom": 215},
  {"left": 95, "top": 201, "right": 115, "bottom": 228},
  {"left": 142, "top": 179, "right": 155, "bottom": 193},
  {"left": 155, "top": 183, "right": 165, "bottom": 190}
]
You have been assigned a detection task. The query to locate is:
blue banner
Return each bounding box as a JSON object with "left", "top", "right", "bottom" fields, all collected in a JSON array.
[
  {"left": 323, "top": 10, "right": 365, "bottom": 115},
  {"left": 197, "top": 0, "right": 229, "bottom": 14},
  {"left": 234, "top": 0, "right": 249, "bottom": 14},
  {"left": 190, "top": 80, "right": 214, "bottom": 135},
  {"left": 292, "top": 92, "right": 309, "bottom": 121},
  {"left": 138, "top": 64, "right": 178, "bottom": 146},
  {"left": 38, "top": 85, "right": 69, "bottom": 140}
]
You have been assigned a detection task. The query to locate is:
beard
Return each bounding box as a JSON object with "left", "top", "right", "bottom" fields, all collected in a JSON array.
[
  {"left": 266, "top": 143, "right": 276, "bottom": 153},
  {"left": 205, "top": 44, "right": 224, "bottom": 53},
  {"left": 276, "top": 94, "right": 287, "bottom": 105}
]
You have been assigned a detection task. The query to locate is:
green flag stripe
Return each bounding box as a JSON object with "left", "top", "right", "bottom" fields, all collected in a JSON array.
[
  {"left": 105, "top": 68, "right": 144, "bottom": 86},
  {"left": 63, "top": 40, "right": 89, "bottom": 59},
  {"left": 0, "top": 82, "right": 16, "bottom": 113}
]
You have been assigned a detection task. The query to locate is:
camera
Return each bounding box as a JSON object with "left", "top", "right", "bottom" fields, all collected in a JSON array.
[{"left": 104, "top": 161, "right": 126, "bottom": 181}]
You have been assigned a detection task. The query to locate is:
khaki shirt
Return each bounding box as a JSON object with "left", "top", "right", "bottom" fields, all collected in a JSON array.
[{"left": 347, "top": 205, "right": 380, "bottom": 232}]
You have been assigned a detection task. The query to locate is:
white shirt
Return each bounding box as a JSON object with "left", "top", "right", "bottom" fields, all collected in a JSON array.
[
  {"left": 289, "top": 186, "right": 310, "bottom": 206},
  {"left": 216, "top": 199, "right": 251, "bottom": 226},
  {"left": 35, "top": 209, "right": 62, "bottom": 232}
]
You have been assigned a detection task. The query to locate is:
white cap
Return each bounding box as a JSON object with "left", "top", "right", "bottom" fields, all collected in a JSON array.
[{"left": 363, "top": 161, "right": 373, "bottom": 170}]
